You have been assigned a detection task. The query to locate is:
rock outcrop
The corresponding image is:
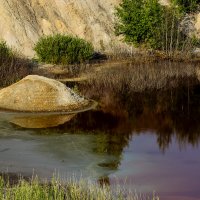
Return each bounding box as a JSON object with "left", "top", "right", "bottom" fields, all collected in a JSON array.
[
  {"left": 0, "top": 75, "right": 91, "bottom": 112},
  {"left": 159, "top": 0, "right": 170, "bottom": 6},
  {"left": 195, "top": 13, "right": 200, "bottom": 37},
  {"left": 2, "top": 0, "right": 200, "bottom": 57},
  {"left": 0, "top": 0, "right": 126, "bottom": 57}
]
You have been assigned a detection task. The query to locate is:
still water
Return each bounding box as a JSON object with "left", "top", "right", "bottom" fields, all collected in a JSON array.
[{"left": 0, "top": 73, "right": 200, "bottom": 199}]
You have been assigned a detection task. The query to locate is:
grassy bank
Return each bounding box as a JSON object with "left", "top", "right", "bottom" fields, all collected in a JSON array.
[
  {"left": 0, "top": 175, "right": 159, "bottom": 200},
  {"left": 1, "top": 39, "right": 200, "bottom": 90}
]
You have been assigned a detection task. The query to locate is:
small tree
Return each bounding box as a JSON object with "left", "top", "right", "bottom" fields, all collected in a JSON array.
[
  {"left": 115, "top": 0, "right": 199, "bottom": 54},
  {"left": 115, "top": 0, "right": 165, "bottom": 49},
  {"left": 34, "top": 34, "right": 94, "bottom": 64}
]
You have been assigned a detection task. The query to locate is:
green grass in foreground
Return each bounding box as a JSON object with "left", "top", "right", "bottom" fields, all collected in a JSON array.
[{"left": 0, "top": 176, "right": 159, "bottom": 200}]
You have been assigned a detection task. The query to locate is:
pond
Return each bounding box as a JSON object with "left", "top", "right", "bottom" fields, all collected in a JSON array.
[{"left": 0, "top": 62, "right": 200, "bottom": 200}]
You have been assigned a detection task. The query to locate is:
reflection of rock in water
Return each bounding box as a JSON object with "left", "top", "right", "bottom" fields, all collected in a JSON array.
[{"left": 10, "top": 114, "right": 75, "bottom": 128}]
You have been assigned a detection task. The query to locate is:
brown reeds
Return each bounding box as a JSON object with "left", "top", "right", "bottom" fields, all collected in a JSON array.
[
  {"left": 81, "top": 61, "right": 197, "bottom": 98},
  {"left": 0, "top": 42, "right": 33, "bottom": 87}
]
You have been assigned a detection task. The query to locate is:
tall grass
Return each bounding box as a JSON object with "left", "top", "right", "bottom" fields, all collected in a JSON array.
[
  {"left": 0, "top": 41, "right": 33, "bottom": 87},
  {"left": 0, "top": 175, "right": 159, "bottom": 200},
  {"left": 82, "top": 61, "right": 196, "bottom": 98}
]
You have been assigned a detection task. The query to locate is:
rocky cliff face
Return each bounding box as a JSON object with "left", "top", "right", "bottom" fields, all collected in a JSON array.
[
  {"left": 0, "top": 0, "right": 123, "bottom": 57},
  {"left": 1, "top": 0, "right": 200, "bottom": 57},
  {"left": 195, "top": 13, "right": 200, "bottom": 37}
]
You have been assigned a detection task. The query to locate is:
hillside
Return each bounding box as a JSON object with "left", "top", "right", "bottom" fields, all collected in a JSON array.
[
  {"left": 1, "top": 0, "right": 200, "bottom": 58},
  {"left": 0, "top": 0, "right": 124, "bottom": 57}
]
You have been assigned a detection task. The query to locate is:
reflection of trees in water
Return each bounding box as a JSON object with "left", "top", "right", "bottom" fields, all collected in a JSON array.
[
  {"left": 28, "top": 77, "right": 199, "bottom": 173},
  {"left": 58, "top": 111, "right": 132, "bottom": 171},
  {"left": 75, "top": 77, "right": 200, "bottom": 152},
  {"left": 125, "top": 81, "right": 200, "bottom": 151}
]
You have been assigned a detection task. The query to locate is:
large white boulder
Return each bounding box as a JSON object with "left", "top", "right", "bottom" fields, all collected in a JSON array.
[{"left": 0, "top": 75, "right": 90, "bottom": 112}]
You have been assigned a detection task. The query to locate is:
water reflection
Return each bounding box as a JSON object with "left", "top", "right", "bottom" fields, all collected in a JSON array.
[
  {"left": 2, "top": 77, "right": 199, "bottom": 152},
  {"left": 0, "top": 112, "right": 123, "bottom": 180},
  {"left": 0, "top": 111, "right": 77, "bottom": 129},
  {"left": 0, "top": 74, "right": 200, "bottom": 199},
  {"left": 10, "top": 114, "right": 75, "bottom": 129},
  {"left": 1, "top": 77, "right": 200, "bottom": 159},
  {"left": 75, "top": 77, "right": 200, "bottom": 152}
]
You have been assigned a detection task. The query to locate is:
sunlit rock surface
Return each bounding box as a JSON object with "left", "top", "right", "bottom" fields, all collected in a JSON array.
[
  {"left": 1, "top": 0, "right": 200, "bottom": 57},
  {"left": 195, "top": 13, "right": 200, "bottom": 37},
  {"left": 159, "top": 0, "right": 170, "bottom": 6},
  {"left": 0, "top": 75, "right": 90, "bottom": 112},
  {"left": 0, "top": 0, "right": 126, "bottom": 57}
]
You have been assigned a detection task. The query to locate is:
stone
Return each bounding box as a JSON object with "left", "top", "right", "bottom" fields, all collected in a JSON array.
[
  {"left": 195, "top": 13, "right": 200, "bottom": 37},
  {"left": 2, "top": 0, "right": 200, "bottom": 57},
  {"left": 0, "top": 0, "right": 127, "bottom": 57},
  {"left": 159, "top": 0, "right": 170, "bottom": 6},
  {"left": 0, "top": 75, "right": 90, "bottom": 112}
]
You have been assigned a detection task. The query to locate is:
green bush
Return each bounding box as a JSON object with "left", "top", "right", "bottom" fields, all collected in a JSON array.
[
  {"left": 191, "top": 35, "right": 200, "bottom": 46},
  {"left": 0, "top": 41, "right": 12, "bottom": 61},
  {"left": 115, "top": 0, "right": 198, "bottom": 54},
  {"left": 34, "top": 34, "right": 94, "bottom": 64},
  {"left": 172, "top": 0, "right": 200, "bottom": 13},
  {"left": 115, "top": 0, "right": 164, "bottom": 49}
]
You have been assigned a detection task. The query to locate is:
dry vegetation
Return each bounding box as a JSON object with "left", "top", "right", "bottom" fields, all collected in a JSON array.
[
  {"left": 82, "top": 61, "right": 197, "bottom": 97},
  {"left": 0, "top": 42, "right": 33, "bottom": 87}
]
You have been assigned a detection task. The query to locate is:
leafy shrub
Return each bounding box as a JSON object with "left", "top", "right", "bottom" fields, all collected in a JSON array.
[
  {"left": 115, "top": 0, "right": 198, "bottom": 54},
  {"left": 0, "top": 41, "right": 12, "bottom": 62},
  {"left": 34, "top": 34, "right": 94, "bottom": 64},
  {"left": 115, "top": 0, "right": 164, "bottom": 49},
  {"left": 191, "top": 35, "right": 200, "bottom": 46},
  {"left": 172, "top": 0, "right": 200, "bottom": 13}
]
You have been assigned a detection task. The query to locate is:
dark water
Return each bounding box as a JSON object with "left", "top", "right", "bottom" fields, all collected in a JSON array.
[{"left": 0, "top": 73, "right": 200, "bottom": 199}]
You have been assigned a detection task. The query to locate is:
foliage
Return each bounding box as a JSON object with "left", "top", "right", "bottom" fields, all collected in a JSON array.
[
  {"left": 0, "top": 41, "right": 12, "bottom": 61},
  {"left": 0, "top": 175, "right": 159, "bottom": 200},
  {"left": 191, "top": 35, "right": 200, "bottom": 46},
  {"left": 115, "top": 0, "right": 165, "bottom": 49},
  {"left": 171, "top": 0, "right": 200, "bottom": 13},
  {"left": 0, "top": 41, "right": 32, "bottom": 87},
  {"left": 115, "top": 0, "right": 199, "bottom": 53},
  {"left": 159, "top": 7, "right": 189, "bottom": 53},
  {"left": 34, "top": 34, "right": 94, "bottom": 65}
]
